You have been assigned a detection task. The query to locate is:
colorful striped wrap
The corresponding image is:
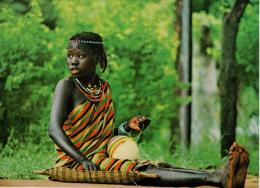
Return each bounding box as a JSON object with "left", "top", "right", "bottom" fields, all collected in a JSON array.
[{"left": 54, "top": 80, "right": 138, "bottom": 172}]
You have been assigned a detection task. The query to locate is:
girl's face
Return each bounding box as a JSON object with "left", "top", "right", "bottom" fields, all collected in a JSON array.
[{"left": 67, "top": 43, "right": 97, "bottom": 78}]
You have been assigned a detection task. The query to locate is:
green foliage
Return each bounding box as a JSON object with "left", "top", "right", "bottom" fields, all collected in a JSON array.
[
  {"left": 0, "top": 1, "right": 55, "bottom": 146},
  {"left": 0, "top": 0, "right": 258, "bottom": 179},
  {"left": 237, "top": 1, "right": 259, "bottom": 91},
  {"left": 192, "top": 11, "right": 222, "bottom": 60}
]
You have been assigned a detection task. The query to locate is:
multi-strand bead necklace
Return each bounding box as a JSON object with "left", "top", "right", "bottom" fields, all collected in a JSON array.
[{"left": 74, "top": 78, "right": 104, "bottom": 103}]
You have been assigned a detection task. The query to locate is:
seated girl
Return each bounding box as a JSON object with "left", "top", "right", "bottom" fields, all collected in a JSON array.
[{"left": 48, "top": 31, "right": 249, "bottom": 187}]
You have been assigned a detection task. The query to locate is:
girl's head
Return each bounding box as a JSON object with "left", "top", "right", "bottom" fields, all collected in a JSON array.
[{"left": 67, "top": 32, "right": 107, "bottom": 78}]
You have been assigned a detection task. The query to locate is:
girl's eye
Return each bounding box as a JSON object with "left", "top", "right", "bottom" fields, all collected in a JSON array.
[
  {"left": 79, "top": 55, "right": 85, "bottom": 59},
  {"left": 67, "top": 54, "right": 73, "bottom": 59}
]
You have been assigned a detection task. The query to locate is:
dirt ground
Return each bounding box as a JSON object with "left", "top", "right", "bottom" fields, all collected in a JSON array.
[{"left": 0, "top": 175, "right": 258, "bottom": 187}]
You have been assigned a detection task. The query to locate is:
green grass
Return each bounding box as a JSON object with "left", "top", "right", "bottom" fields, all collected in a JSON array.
[
  {"left": 0, "top": 141, "right": 55, "bottom": 179},
  {"left": 139, "top": 136, "right": 224, "bottom": 171},
  {"left": 0, "top": 134, "right": 258, "bottom": 179}
]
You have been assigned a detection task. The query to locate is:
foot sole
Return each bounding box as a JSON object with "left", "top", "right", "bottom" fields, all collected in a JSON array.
[
  {"left": 226, "top": 142, "right": 240, "bottom": 188},
  {"left": 229, "top": 143, "right": 249, "bottom": 188}
]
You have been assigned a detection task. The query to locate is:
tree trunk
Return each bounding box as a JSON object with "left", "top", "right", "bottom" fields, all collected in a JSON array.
[
  {"left": 192, "top": 0, "right": 220, "bottom": 144},
  {"left": 198, "top": 0, "right": 211, "bottom": 55},
  {"left": 0, "top": 78, "right": 9, "bottom": 150},
  {"left": 171, "top": 0, "right": 192, "bottom": 149},
  {"left": 170, "top": 0, "right": 182, "bottom": 151},
  {"left": 0, "top": 108, "right": 8, "bottom": 149},
  {"left": 179, "top": 0, "right": 192, "bottom": 148},
  {"left": 219, "top": 0, "right": 249, "bottom": 157}
]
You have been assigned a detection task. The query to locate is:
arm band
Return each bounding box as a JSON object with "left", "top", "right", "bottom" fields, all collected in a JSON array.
[{"left": 118, "top": 121, "right": 131, "bottom": 135}]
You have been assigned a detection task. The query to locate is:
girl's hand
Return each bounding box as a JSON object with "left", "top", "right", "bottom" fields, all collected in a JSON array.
[
  {"left": 81, "top": 159, "right": 100, "bottom": 171},
  {"left": 127, "top": 115, "right": 150, "bottom": 131}
]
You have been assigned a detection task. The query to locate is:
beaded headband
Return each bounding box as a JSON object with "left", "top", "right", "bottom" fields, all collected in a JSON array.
[{"left": 69, "top": 39, "right": 103, "bottom": 45}]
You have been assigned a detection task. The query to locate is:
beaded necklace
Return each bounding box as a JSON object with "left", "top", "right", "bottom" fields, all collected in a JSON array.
[{"left": 74, "top": 77, "right": 104, "bottom": 103}]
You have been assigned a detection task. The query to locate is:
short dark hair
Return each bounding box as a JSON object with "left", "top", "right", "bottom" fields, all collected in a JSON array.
[{"left": 69, "top": 32, "right": 107, "bottom": 73}]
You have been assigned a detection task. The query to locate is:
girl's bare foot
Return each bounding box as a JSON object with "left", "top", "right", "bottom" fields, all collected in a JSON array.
[
  {"left": 229, "top": 143, "right": 250, "bottom": 188},
  {"left": 219, "top": 142, "right": 241, "bottom": 188}
]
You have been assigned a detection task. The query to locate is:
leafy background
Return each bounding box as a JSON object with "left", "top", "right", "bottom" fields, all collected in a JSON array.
[{"left": 0, "top": 0, "right": 258, "bottom": 178}]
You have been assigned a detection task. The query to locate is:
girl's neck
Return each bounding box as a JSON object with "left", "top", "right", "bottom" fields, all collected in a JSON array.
[{"left": 77, "top": 72, "right": 97, "bottom": 86}]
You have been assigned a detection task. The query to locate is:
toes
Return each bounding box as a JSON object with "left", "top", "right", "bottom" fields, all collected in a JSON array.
[
  {"left": 237, "top": 144, "right": 249, "bottom": 156},
  {"left": 229, "top": 145, "right": 235, "bottom": 151},
  {"left": 228, "top": 143, "right": 249, "bottom": 166},
  {"left": 229, "top": 142, "right": 239, "bottom": 152},
  {"left": 237, "top": 144, "right": 245, "bottom": 150}
]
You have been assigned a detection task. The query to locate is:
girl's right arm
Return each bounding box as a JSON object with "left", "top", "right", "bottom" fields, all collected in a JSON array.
[{"left": 48, "top": 78, "right": 99, "bottom": 171}]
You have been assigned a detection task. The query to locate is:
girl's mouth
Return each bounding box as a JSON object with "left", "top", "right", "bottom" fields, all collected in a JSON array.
[{"left": 70, "top": 68, "right": 80, "bottom": 75}]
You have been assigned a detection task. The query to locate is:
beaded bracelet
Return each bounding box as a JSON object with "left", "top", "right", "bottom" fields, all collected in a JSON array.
[{"left": 118, "top": 121, "right": 132, "bottom": 135}]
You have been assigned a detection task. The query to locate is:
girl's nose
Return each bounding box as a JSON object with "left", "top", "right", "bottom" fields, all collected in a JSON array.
[{"left": 71, "top": 57, "right": 79, "bottom": 65}]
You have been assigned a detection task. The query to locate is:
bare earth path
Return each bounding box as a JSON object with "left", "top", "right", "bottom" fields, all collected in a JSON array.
[{"left": 0, "top": 175, "right": 258, "bottom": 187}]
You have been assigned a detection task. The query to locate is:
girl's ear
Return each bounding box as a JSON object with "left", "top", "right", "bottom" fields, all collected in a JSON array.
[{"left": 95, "top": 56, "right": 101, "bottom": 64}]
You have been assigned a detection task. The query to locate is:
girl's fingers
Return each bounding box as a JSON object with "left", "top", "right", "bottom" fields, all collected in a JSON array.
[
  {"left": 134, "top": 125, "right": 141, "bottom": 131},
  {"left": 130, "top": 115, "right": 149, "bottom": 131},
  {"left": 139, "top": 116, "right": 146, "bottom": 122}
]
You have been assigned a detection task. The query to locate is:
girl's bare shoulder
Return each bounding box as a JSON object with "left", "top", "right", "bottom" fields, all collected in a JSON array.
[{"left": 55, "top": 77, "right": 75, "bottom": 94}]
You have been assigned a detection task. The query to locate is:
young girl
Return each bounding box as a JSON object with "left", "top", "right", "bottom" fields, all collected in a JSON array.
[{"left": 48, "top": 32, "right": 249, "bottom": 187}]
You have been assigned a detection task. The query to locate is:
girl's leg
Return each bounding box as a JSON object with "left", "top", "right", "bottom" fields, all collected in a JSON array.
[
  {"left": 138, "top": 165, "right": 222, "bottom": 187},
  {"left": 137, "top": 143, "right": 249, "bottom": 188}
]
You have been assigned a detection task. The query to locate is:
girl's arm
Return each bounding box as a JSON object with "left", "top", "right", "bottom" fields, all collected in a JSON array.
[
  {"left": 116, "top": 116, "right": 151, "bottom": 136},
  {"left": 48, "top": 78, "right": 98, "bottom": 171}
]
